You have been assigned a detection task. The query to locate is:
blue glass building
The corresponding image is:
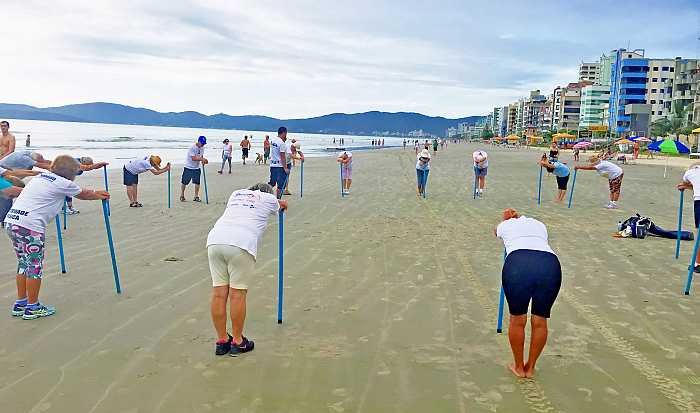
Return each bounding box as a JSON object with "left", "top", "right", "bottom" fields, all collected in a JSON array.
[{"left": 608, "top": 49, "right": 648, "bottom": 136}]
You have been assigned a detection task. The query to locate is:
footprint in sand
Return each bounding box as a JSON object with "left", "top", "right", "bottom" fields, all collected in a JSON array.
[
  {"left": 163, "top": 256, "right": 184, "bottom": 262},
  {"left": 332, "top": 388, "right": 348, "bottom": 397},
  {"left": 577, "top": 387, "right": 593, "bottom": 402}
]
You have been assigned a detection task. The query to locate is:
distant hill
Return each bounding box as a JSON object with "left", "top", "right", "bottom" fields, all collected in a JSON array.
[{"left": 0, "top": 102, "right": 485, "bottom": 136}]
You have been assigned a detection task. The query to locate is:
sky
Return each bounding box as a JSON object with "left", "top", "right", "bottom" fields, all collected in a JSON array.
[{"left": 2, "top": 0, "right": 699, "bottom": 119}]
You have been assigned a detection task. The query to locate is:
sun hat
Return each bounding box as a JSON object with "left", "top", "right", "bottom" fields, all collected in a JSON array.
[
  {"left": 150, "top": 155, "right": 162, "bottom": 168},
  {"left": 198, "top": 136, "right": 207, "bottom": 145},
  {"left": 419, "top": 149, "right": 431, "bottom": 159}
]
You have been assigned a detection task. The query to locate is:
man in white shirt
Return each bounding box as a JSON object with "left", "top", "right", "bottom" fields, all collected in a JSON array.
[
  {"left": 123, "top": 155, "right": 170, "bottom": 207},
  {"left": 206, "top": 183, "right": 288, "bottom": 356},
  {"left": 180, "top": 136, "right": 208, "bottom": 202},
  {"left": 678, "top": 163, "right": 700, "bottom": 272},
  {"left": 575, "top": 155, "right": 624, "bottom": 209},
  {"left": 473, "top": 150, "right": 488, "bottom": 197},
  {"left": 268, "top": 127, "right": 290, "bottom": 198}
]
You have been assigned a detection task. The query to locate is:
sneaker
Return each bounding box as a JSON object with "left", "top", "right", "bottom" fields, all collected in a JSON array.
[
  {"left": 67, "top": 208, "right": 80, "bottom": 215},
  {"left": 229, "top": 336, "right": 254, "bottom": 356},
  {"left": 215, "top": 334, "right": 233, "bottom": 356},
  {"left": 605, "top": 203, "right": 619, "bottom": 209},
  {"left": 11, "top": 302, "right": 26, "bottom": 317},
  {"left": 22, "top": 304, "right": 56, "bottom": 320},
  {"left": 687, "top": 265, "right": 700, "bottom": 274}
]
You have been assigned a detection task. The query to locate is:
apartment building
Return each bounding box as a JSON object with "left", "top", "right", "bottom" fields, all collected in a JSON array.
[
  {"left": 550, "top": 87, "right": 562, "bottom": 130},
  {"left": 523, "top": 90, "right": 548, "bottom": 133},
  {"left": 506, "top": 103, "right": 517, "bottom": 135},
  {"left": 647, "top": 58, "right": 675, "bottom": 122},
  {"left": 552, "top": 82, "right": 590, "bottom": 131},
  {"left": 671, "top": 58, "right": 699, "bottom": 123},
  {"left": 579, "top": 62, "right": 600, "bottom": 83},
  {"left": 580, "top": 85, "right": 611, "bottom": 129},
  {"left": 608, "top": 48, "right": 648, "bottom": 136}
]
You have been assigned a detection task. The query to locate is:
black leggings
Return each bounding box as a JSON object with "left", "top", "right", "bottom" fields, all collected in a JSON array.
[{"left": 502, "top": 250, "right": 561, "bottom": 318}]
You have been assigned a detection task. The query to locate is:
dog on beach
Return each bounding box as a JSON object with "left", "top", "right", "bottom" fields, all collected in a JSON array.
[{"left": 255, "top": 153, "right": 264, "bottom": 165}]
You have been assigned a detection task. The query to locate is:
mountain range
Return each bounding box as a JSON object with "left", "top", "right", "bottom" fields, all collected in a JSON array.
[{"left": 0, "top": 102, "right": 485, "bottom": 136}]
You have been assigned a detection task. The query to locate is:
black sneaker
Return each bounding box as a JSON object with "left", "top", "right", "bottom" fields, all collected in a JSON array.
[
  {"left": 215, "top": 334, "right": 233, "bottom": 356},
  {"left": 689, "top": 265, "right": 700, "bottom": 274},
  {"left": 229, "top": 336, "right": 254, "bottom": 357}
]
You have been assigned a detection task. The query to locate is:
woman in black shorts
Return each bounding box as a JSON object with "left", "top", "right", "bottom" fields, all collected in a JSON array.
[{"left": 495, "top": 208, "right": 562, "bottom": 378}]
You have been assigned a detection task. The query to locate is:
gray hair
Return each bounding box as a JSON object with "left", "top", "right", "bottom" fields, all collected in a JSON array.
[
  {"left": 79, "top": 156, "right": 94, "bottom": 165},
  {"left": 249, "top": 183, "right": 274, "bottom": 194}
]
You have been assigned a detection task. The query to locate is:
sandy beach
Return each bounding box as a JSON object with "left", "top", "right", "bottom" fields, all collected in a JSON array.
[{"left": 1, "top": 144, "right": 700, "bottom": 412}]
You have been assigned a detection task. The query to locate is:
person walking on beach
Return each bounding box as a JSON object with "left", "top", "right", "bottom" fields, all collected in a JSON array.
[
  {"left": 495, "top": 208, "right": 562, "bottom": 378},
  {"left": 473, "top": 150, "right": 488, "bottom": 197},
  {"left": 240, "top": 136, "right": 251, "bottom": 165},
  {"left": 414, "top": 141, "right": 419, "bottom": 155},
  {"left": 4, "top": 155, "right": 109, "bottom": 320},
  {"left": 0, "top": 121, "right": 16, "bottom": 161},
  {"left": 25, "top": 135, "right": 30, "bottom": 147},
  {"left": 180, "top": 136, "right": 208, "bottom": 202},
  {"left": 432, "top": 138, "right": 439, "bottom": 154},
  {"left": 573, "top": 147, "right": 580, "bottom": 162},
  {"left": 548, "top": 142, "right": 559, "bottom": 162},
  {"left": 268, "top": 127, "right": 289, "bottom": 198},
  {"left": 263, "top": 136, "right": 271, "bottom": 164},
  {"left": 219, "top": 139, "right": 233, "bottom": 174},
  {"left": 678, "top": 162, "right": 700, "bottom": 272},
  {"left": 403, "top": 139, "right": 406, "bottom": 149},
  {"left": 633, "top": 141, "right": 640, "bottom": 160},
  {"left": 574, "top": 155, "right": 623, "bottom": 209},
  {"left": 65, "top": 156, "right": 109, "bottom": 214},
  {"left": 338, "top": 151, "right": 353, "bottom": 195},
  {"left": 207, "top": 183, "right": 288, "bottom": 356},
  {"left": 538, "top": 154, "right": 570, "bottom": 203},
  {"left": 124, "top": 155, "right": 170, "bottom": 207},
  {"left": 416, "top": 149, "right": 431, "bottom": 197}
]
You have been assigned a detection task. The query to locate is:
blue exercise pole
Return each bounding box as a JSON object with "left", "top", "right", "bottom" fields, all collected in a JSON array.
[
  {"left": 685, "top": 226, "right": 700, "bottom": 295},
  {"left": 62, "top": 199, "right": 67, "bottom": 231},
  {"left": 300, "top": 161, "right": 304, "bottom": 198},
  {"left": 167, "top": 168, "right": 171, "bottom": 209},
  {"left": 567, "top": 169, "right": 578, "bottom": 209},
  {"left": 55, "top": 215, "right": 67, "bottom": 274},
  {"left": 277, "top": 208, "right": 284, "bottom": 323},
  {"left": 202, "top": 165, "right": 209, "bottom": 204},
  {"left": 339, "top": 163, "right": 344, "bottom": 198},
  {"left": 473, "top": 167, "right": 478, "bottom": 199},
  {"left": 496, "top": 249, "right": 506, "bottom": 333},
  {"left": 102, "top": 165, "right": 110, "bottom": 216},
  {"left": 676, "top": 190, "right": 684, "bottom": 259},
  {"left": 536, "top": 166, "right": 543, "bottom": 206},
  {"left": 101, "top": 199, "right": 121, "bottom": 294},
  {"left": 422, "top": 170, "right": 429, "bottom": 198}
]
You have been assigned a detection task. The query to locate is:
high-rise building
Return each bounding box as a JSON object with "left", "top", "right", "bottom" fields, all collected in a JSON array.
[
  {"left": 579, "top": 85, "right": 610, "bottom": 129},
  {"left": 523, "top": 90, "right": 548, "bottom": 134},
  {"left": 579, "top": 62, "right": 601, "bottom": 83},
  {"left": 506, "top": 103, "right": 518, "bottom": 135},
  {"left": 608, "top": 48, "right": 648, "bottom": 136},
  {"left": 647, "top": 58, "right": 675, "bottom": 122},
  {"left": 671, "top": 58, "right": 699, "bottom": 123},
  {"left": 515, "top": 98, "right": 526, "bottom": 134},
  {"left": 598, "top": 54, "right": 614, "bottom": 86},
  {"left": 554, "top": 82, "right": 591, "bottom": 131},
  {"left": 551, "top": 87, "right": 562, "bottom": 130}
]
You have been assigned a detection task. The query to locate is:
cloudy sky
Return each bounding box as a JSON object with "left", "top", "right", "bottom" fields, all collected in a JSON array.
[{"left": 2, "top": 0, "right": 699, "bottom": 118}]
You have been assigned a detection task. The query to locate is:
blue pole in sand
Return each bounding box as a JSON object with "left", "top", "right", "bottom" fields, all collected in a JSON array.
[
  {"left": 685, "top": 226, "right": 700, "bottom": 295},
  {"left": 202, "top": 165, "right": 209, "bottom": 204},
  {"left": 103, "top": 165, "right": 110, "bottom": 216},
  {"left": 339, "top": 164, "right": 344, "bottom": 198},
  {"left": 496, "top": 249, "right": 506, "bottom": 333},
  {"left": 101, "top": 199, "right": 121, "bottom": 294},
  {"left": 278, "top": 208, "right": 284, "bottom": 323},
  {"left": 422, "top": 170, "right": 429, "bottom": 198},
  {"left": 676, "top": 190, "right": 684, "bottom": 259},
  {"left": 55, "top": 215, "right": 67, "bottom": 274},
  {"left": 536, "top": 166, "right": 543, "bottom": 206},
  {"left": 473, "top": 167, "right": 478, "bottom": 199},
  {"left": 167, "top": 168, "right": 171, "bottom": 209},
  {"left": 62, "top": 199, "right": 67, "bottom": 231},
  {"left": 300, "top": 161, "right": 304, "bottom": 198},
  {"left": 567, "top": 169, "right": 578, "bottom": 209}
]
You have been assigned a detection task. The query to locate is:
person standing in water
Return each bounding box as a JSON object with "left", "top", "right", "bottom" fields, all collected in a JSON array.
[
  {"left": 240, "top": 136, "right": 251, "bottom": 165},
  {"left": 473, "top": 150, "right": 488, "bottom": 197},
  {"left": 495, "top": 208, "right": 562, "bottom": 378},
  {"left": 25, "top": 135, "right": 30, "bottom": 147}
]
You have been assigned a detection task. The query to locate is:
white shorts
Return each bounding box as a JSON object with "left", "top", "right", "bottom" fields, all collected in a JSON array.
[{"left": 207, "top": 245, "right": 255, "bottom": 289}]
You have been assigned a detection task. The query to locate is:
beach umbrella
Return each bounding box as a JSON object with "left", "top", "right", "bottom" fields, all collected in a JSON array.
[
  {"left": 692, "top": 127, "right": 700, "bottom": 134},
  {"left": 648, "top": 138, "right": 690, "bottom": 178},
  {"left": 573, "top": 141, "right": 592, "bottom": 149},
  {"left": 614, "top": 138, "right": 634, "bottom": 145},
  {"left": 631, "top": 136, "right": 652, "bottom": 143}
]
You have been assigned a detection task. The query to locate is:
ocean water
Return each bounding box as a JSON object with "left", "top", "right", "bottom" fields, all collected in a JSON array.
[{"left": 5, "top": 119, "right": 405, "bottom": 168}]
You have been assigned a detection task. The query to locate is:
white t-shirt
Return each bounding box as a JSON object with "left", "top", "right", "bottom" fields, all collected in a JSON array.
[
  {"left": 206, "top": 189, "right": 280, "bottom": 258},
  {"left": 473, "top": 151, "right": 489, "bottom": 168},
  {"left": 595, "top": 161, "right": 622, "bottom": 180},
  {"left": 341, "top": 152, "right": 353, "bottom": 170},
  {"left": 285, "top": 142, "right": 293, "bottom": 166},
  {"left": 184, "top": 144, "right": 204, "bottom": 170},
  {"left": 270, "top": 137, "right": 286, "bottom": 168},
  {"left": 683, "top": 166, "right": 700, "bottom": 200},
  {"left": 125, "top": 158, "right": 153, "bottom": 175},
  {"left": 223, "top": 143, "right": 233, "bottom": 157},
  {"left": 416, "top": 155, "right": 430, "bottom": 171},
  {"left": 496, "top": 216, "right": 555, "bottom": 256},
  {"left": 3, "top": 172, "right": 81, "bottom": 233}
]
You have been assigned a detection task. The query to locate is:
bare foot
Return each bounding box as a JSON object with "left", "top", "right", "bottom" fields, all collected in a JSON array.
[
  {"left": 508, "top": 363, "right": 526, "bottom": 378},
  {"left": 523, "top": 362, "right": 536, "bottom": 378}
]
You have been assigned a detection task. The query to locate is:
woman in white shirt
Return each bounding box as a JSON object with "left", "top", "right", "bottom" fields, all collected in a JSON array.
[
  {"left": 416, "top": 149, "right": 431, "bottom": 197},
  {"left": 123, "top": 155, "right": 170, "bottom": 207},
  {"left": 218, "top": 139, "right": 233, "bottom": 175},
  {"left": 473, "top": 150, "right": 488, "bottom": 197},
  {"left": 495, "top": 208, "right": 562, "bottom": 378},
  {"left": 575, "top": 155, "right": 624, "bottom": 209}
]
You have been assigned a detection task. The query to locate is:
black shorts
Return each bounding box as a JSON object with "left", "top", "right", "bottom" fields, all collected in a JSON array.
[
  {"left": 556, "top": 175, "right": 569, "bottom": 190},
  {"left": 264, "top": 149, "right": 270, "bottom": 159},
  {"left": 695, "top": 200, "right": 700, "bottom": 228},
  {"left": 502, "top": 249, "right": 562, "bottom": 318},
  {"left": 242, "top": 148, "right": 249, "bottom": 158},
  {"left": 123, "top": 167, "right": 139, "bottom": 186},
  {"left": 181, "top": 167, "right": 201, "bottom": 185}
]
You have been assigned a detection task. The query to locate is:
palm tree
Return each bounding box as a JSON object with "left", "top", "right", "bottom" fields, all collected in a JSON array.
[{"left": 650, "top": 102, "right": 691, "bottom": 138}]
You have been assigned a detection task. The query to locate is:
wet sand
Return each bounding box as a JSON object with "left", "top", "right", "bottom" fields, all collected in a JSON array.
[{"left": 1, "top": 144, "right": 699, "bottom": 412}]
